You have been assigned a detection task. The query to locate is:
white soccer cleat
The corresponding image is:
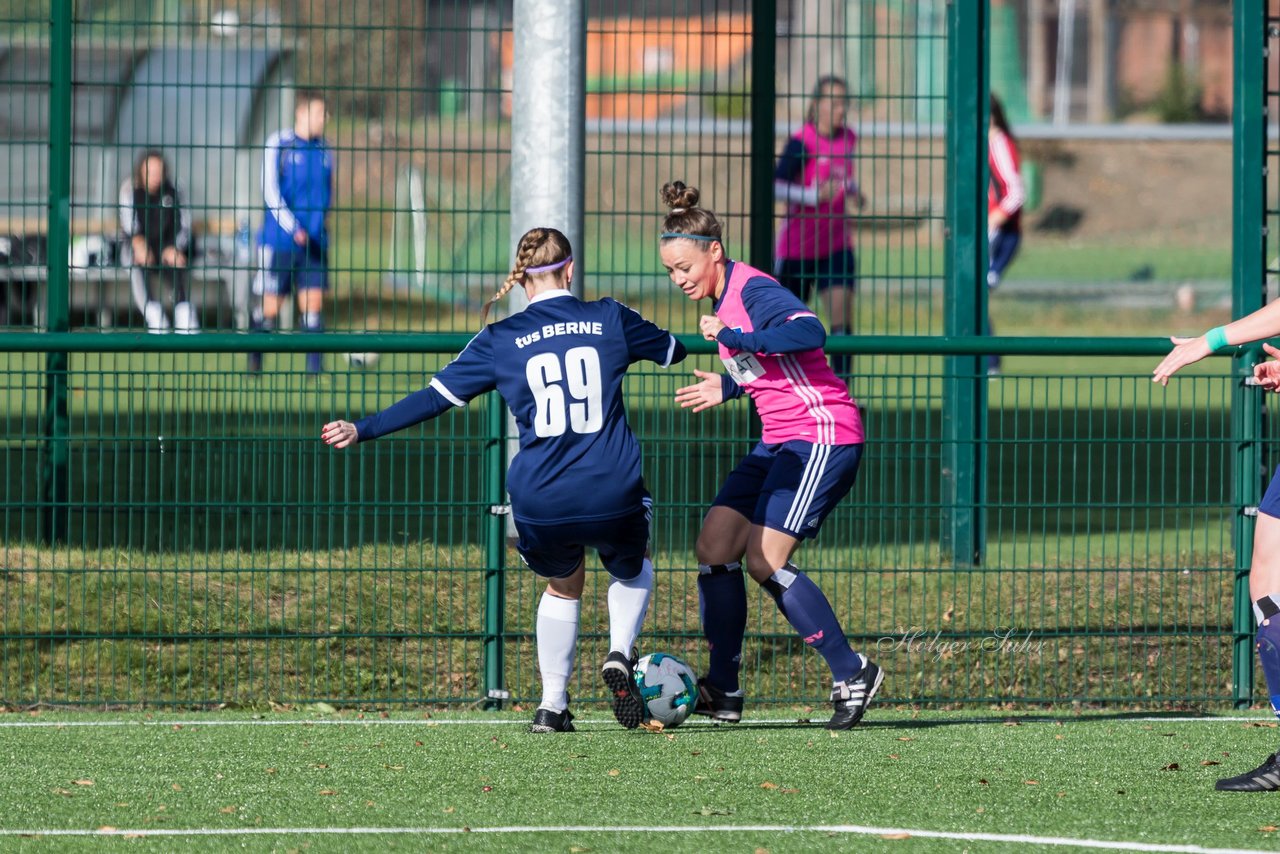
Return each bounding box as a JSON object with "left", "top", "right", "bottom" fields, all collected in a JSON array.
[
  {"left": 173, "top": 301, "right": 200, "bottom": 334},
  {"left": 143, "top": 301, "right": 169, "bottom": 334}
]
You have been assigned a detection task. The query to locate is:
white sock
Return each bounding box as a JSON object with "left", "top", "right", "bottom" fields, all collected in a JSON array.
[
  {"left": 608, "top": 558, "right": 653, "bottom": 655},
  {"left": 536, "top": 592, "right": 580, "bottom": 712}
]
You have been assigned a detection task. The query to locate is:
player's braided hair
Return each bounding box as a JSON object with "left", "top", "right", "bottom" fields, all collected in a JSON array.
[
  {"left": 659, "top": 181, "right": 722, "bottom": 249},
  {"left": 481, "top": 227, "right": 572, "bottom": 326}
]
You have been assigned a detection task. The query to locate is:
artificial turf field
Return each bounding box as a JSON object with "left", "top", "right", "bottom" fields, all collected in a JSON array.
[{"left": 1, "top": 711, "right": 1279, "bottom": 853}]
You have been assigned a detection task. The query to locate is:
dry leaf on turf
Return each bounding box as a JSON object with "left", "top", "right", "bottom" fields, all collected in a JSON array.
[
  {"left": 760, "top": 781, "right": 778, "bottom": 790},
  {"left": 881, "top": 833, "right": 912, "bottom": 840},
  {"left": 73, "top": 779, "right": 94, "bottom": 786},
  {"left": 219, "top": 806, "right": 236, "bottom": 814},
  {"left": 1259, "top": 826, "right": 1279, "bottom": 833},
  {"left": 1160, "top": 763, "right": 1180, "bottom": 772},
  {"left": 318, "top": 790, "right": 338, "bottom": 796},
  {"left": 1201, "top": 760, "right": 1221, "bottom": 766}
]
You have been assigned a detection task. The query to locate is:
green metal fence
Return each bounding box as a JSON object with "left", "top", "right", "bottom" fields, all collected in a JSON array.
[{"left": 0, "top": 0, "right": 1271, "bottom": 709}]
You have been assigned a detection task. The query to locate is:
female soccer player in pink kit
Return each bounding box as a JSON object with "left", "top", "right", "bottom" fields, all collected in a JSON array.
[{"left": 659, "top": 181, "right": 882, "bottom": 730}]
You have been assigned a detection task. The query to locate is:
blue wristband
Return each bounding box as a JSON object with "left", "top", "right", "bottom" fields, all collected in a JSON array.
[{"left": 1204, "top": 326, "right": 1231, "bottom": 353}]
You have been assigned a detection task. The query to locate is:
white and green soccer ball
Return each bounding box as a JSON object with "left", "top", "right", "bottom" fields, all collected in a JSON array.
[
  {"left": 634, "top": 652, "right": 697, "bottom": 728},
  {"left": 343, "top": 352, "right": 380, "bottom": 369}
]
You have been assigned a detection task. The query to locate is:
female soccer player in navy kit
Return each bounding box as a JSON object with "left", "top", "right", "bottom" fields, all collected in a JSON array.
[
  {"left": 659, "top": 181, "right": 882, "bottom": 730},
  {"left": 1155, "top": 318, "right": 1280, "bottom": 790},
  {"left": 322, "top": 227, "right": 687, "bottom": 733}
]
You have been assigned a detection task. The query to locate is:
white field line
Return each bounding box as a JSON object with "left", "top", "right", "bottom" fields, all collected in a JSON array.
[
  {"left": 0, "top": 715, "right": 1271, "bottom": 729},
  {"left": 0, "top": 823, "right": 1270, "bottom": 853}
]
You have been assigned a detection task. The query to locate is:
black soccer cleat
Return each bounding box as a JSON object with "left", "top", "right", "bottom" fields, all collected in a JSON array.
[
  {"left": 528, "top": 706, "right": 575, "bottom": 734},
  {"left": 1215, "top": 752, "right": 1280, "bottom": 791},
  {"left": 826, "top": 659, "right": 884, "bottom": 730},
  {"left": 692, "top": 676, "right": 744, "bottom": 722},
  {"left": 601, "top": 650, "right": 645, "bottom": 729}
]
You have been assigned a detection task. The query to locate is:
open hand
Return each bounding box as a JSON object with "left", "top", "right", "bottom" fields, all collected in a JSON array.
[
  {"left": 1152, "top": 335, "right": 1212, "bottom": 386},
  {"left": 674, "top": 369, "right": 725, "bottom": 413},
  {"left": 1255, "top": 342, "right": 1280, "bottom": 392}
]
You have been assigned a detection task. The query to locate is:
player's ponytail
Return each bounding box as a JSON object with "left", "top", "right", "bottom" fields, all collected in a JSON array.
[
  {"left": 481, "top": 227, "right": 573, "bottom": 326},
  {"left": 659, "top": 181, "right": 723, "bottom": 250}
]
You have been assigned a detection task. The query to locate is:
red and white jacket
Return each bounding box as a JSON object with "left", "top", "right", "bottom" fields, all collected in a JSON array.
[{"left": 987, "top": 128, "right": 1024, "bottom": 233}]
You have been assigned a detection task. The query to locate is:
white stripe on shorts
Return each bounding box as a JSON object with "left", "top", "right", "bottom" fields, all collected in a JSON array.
[{"left": 784, "top": 442, "right": 829, "bottom": 533}]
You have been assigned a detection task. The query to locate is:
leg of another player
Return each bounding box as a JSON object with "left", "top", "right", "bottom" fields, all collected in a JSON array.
[
  {"left": 298, "top": 287, "right": 325, "bottom": 374},
  {"left": 746, "top": 527, "right": 863, "bottom": 683},
  {"left": 602, "top": 553, "right": 653, "bottom": 729},
  {"left": 695, "top": 506, "right": 751, "bottom": 694},
  {"left": 249, "top": 290, "right": 282, "bottom": 373},
  {"left": 1218, "top": 512, "right": 1280, "bottom": 790},
  {"left": 747, "top": 526, "right": 881, "bottom": 729},
  {"left": 822, "top": 282, "right": 854, "bottom": 378},
  {"left": 536, "top": 562, "right": 585, "bottom": 715}
]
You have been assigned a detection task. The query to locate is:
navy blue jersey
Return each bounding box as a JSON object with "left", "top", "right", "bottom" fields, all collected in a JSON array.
[
  {"left": 353, "top": 291, "right": 686, "bottom": 525},
  {"left": 259, "top": 130, "right": 333, "bottom": 250}
]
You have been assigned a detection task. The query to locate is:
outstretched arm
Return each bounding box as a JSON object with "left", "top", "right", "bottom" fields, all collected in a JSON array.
[{"left": 1153, "top": 301, "right": 1280, "bottom": 385}]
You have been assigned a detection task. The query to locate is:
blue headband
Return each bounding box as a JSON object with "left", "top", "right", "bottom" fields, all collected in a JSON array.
[
  {"left": 525, "top": 256, "right": 572, "bottom": 275},
  {"left": 660, "top": 232, "right": 720, "bottom": 243}
]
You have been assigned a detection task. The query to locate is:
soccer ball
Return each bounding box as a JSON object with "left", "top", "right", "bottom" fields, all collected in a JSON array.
[
  {"left": 343, "top": 352, "right": 380, "bottom": 369},
  {"left": 634, "top": 652, "right": 698, "bottom": 728}
]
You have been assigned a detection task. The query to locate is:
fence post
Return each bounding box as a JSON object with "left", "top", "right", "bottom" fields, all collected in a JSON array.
[
  {"left": 483, "top": 391, "right": 508, "bottom": 709},
  {"left": 749, "top": 0, "right": 777, "bottom": 272},
  {"left": 1230, "top": 0, "right": 1267, "bottom": 709},
  {"left": 941, "top": 0, "right": 988, "bottom": 567},
  {"left": 509, "top": 0, "right": 585, "bottom": 297},
  {"left": 42, "top": 0, "right": 73, "bottom": 545}
]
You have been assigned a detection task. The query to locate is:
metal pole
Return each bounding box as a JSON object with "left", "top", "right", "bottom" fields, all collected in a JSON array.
[
  {"left": 941, "top": 0, "right": 988, "bottom": 567},
  {"left": 1230, "top": 0, "right": 1267, "bottom": 709},
  {"left": 509, "top": 0, "right": 585, "bottom": 300},
  {"left": 483, "top": 391, "right": 508, "bottom": 710},
  {"left": 500, "top": 0, "right": 586, "bottom": 708},
  {"left": 42, "top": 0, "right": 73, "bottom": 545},
  {"left": 749, "top": 0, "right": 778, "bottom": 272}
]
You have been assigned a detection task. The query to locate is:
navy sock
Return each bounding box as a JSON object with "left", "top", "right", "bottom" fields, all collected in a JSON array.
[
  {"left": 829, "top": 326, "right": 852, "bottom": 378},
  {"left": 698, "top": 563, "right": 747, "bottom": 692},
  {"left": 1256, "top": 597, "right": 1280, "bottom": 720},
  {"left": 302, "top": 311, "right": 324, "bottom": 373},
  {"left": 763, "top": 564, "right": 863, "bottom": 683}
]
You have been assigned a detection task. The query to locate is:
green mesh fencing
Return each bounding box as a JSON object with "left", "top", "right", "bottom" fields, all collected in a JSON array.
[{"left": 0, "top": 1, "right": 1269, "bottom": 710}]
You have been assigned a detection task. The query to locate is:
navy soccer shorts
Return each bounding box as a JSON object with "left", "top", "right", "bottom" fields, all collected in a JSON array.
[
  {"left": 514, "top": 497, "right": 652, "bottom": 580},
  {"left": 254, "top": 242, "right": 329, "bottom": 296},
  {"left": 774, "top": 248, "right": 857, "bottom": 304},
  {"left": 711, "top": 440, "right": 863, "bottom": 539},
  {"left": 1260, "top": 466, "right": 1280, "bottom": 520}
]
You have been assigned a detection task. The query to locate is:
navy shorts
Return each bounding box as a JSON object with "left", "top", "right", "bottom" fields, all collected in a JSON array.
[
  {"left": 711, "top": 441, "right": 863, "bottom": 539},
  {"left": 775, "top": 248, "right": 857, "bottom": 304},
  {"left": 254, "top": 242, "right": 329, "bottom": 296},
  {"left": 515, "top": 497, "right": 652, "bottom": 580},
  {"left": 1260, "top": 467, "right": 1280, "bottom": 520}
]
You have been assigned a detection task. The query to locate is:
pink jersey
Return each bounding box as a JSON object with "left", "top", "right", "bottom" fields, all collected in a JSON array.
[
  {"left": 716, "top": 261, "right": 864, "bottom": 445},
  {"left": 776, "top": 123, "right": 857, "bottom": 261}
]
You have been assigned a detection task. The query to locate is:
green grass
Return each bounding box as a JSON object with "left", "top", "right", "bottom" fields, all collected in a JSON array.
[
  {"left": 0, "top": 711, "right": 1277, "bottom": 852},
  {"left": 0, "top": 535, "right": 1244, "bottom": 707}
]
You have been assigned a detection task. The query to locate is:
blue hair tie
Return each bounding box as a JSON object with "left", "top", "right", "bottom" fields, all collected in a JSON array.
[{"left": 660, "top": 232, "right": 720, "bottom": 243}]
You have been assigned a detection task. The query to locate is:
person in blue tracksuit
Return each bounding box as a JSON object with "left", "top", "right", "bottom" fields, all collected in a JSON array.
[
  {"left": 322, "top": 227, "right": 687, "bottom": 733},
  {"left": 250, "top": 91, "right": 333, "bottom": 374}
]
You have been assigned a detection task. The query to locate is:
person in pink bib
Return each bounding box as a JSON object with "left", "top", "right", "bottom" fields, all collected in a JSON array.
[
  {"left": 773, "top": 75, "right": 863, "bottom": 377},
  {"left": 660, "top": 180, "right": 882, "bottom": 730}
]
